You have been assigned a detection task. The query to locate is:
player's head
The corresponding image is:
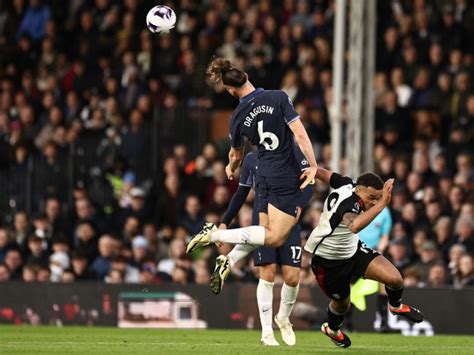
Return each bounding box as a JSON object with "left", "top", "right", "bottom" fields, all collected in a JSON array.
[
  {"left": 207, "top": 57, "right": 249, "bottom": 98},
  {"left": 355, "top": 172, "right": 384, "bottom": 210}
]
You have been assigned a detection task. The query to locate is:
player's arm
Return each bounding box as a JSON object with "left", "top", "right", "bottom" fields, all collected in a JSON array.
[
  {"left": 315, "top": 167, "right": 333, "bottom": 185},
  {"left": 281, "top": 92, "right": 318, "bottom": 189},
  {"left": 226, "top": 146, "right": 244, "bottom": 180},
  {"left": 288, "top": 119, "right": 318, "bottom": 189},
  {"left": 220, "top": 185, "right": 251, "bottom": 228},
  {"left": 342, "top": 179, "right": 394, "bottom": 233},
  {"left": 222, "top": 153, "right": 254, "bottom": 227}
]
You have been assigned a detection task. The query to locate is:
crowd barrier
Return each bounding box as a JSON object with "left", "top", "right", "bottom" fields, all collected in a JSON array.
[{"left": 0, "top": 282, "right": 472, "bottom": 335}]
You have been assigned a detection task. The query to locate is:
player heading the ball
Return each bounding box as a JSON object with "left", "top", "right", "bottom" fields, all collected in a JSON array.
[{"left": 186, "top": 57, "right": 318, "bottom": 265}]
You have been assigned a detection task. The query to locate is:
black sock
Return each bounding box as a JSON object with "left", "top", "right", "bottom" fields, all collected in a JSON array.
[
  {"left": 327, "top": 304, "right": 345, "bottom": 332},
  {"left": 385, "top": 285, "right": 403, "bottom": 308},
  {"left": 377, "top": 294, "right": 389, "bottom": 326}
]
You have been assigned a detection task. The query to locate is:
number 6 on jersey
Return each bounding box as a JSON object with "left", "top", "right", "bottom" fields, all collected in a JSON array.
[{"left": 258, "top": 121, "right": 279, "bottom": 151}]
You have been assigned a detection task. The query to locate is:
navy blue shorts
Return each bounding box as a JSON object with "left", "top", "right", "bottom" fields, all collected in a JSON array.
[
  {"left": 256, "top": 176, "right": 300, "bottom": 217},
  {"left": 253, "top": 223, "right": 302, "bottom": 267}
]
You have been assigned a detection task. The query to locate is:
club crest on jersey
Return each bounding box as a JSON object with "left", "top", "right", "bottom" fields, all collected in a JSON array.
[{"left": 352, "top": 202, "right": 361, "bottom": 213}]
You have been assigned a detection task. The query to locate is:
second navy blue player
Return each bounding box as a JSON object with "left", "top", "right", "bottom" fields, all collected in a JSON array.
[{"left": 216, "top": 149, "right": 312, "bottom": 345}]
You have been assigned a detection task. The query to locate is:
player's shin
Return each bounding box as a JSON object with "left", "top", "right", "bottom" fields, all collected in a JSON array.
[
  {"left": 257, "top": 279, "right": 274, "bottom": 336},
  {"left": 210, "top": 226, "right": 265, "bottom": 245},
  {"left": 227, "top": 244, "right": 257, "bottom": 268},
  {"left": 327, "top": 303, "right": 345, "bottom": 334},
  {"left": 276, "top": 283, "right": 299, "bottom": 323},
  {"left": 385, "top": 285, "right": 403, "bottom": 309}
]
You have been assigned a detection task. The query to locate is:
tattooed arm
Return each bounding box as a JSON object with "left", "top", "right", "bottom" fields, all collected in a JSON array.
[{"left": 342, "top": 179, "right": 394, "bottom": 233}]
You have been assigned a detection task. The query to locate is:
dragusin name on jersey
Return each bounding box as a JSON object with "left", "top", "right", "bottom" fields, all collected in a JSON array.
[{"left": 244, "top": 105, "right": 275, "bottom": 127}]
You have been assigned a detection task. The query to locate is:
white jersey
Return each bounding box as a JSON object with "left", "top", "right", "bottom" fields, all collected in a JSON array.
[{"left": 304, "top": 173, "right": 363, "bottom": 260}]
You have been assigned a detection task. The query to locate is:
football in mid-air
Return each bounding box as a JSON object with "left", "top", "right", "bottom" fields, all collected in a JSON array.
[{"left": 146, "top": 5, "right": 176, "bottom": 34}]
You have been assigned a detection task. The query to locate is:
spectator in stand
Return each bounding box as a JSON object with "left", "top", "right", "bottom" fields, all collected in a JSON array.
[
  {"left": 403, "top": 266, "right": 425, "bottom": 288},
  {"left": 49, "top": 250, "right": 69, "bottom": 282},
  {"left": 11, "top": 211, "right": 31, "bottom": 248},
  {"left": 157, "top": 238, "right": 192, "bottom": 278},
  {"left": 16, "top": 0, "right": 51, "bottom": 41},
  {"left": 26, "top": 235, "right": 48, "bottom": 266},
  {"left": 91, "top": 234, "right": 120, "bottom": 280},
  {"left": 0, "top": 263, "right": 11, "bottom": 282},
  {"left": 413, "top": 240, "right": 443, "bottom": 282},
  {"left": 387, "top": 240, "right": 412, "bottom": 273},
  {"left": 453, "top": 253, "right": 474, "bottom": 288},
  {"left": 179, "top": 195, "right": 205, "bottom": 235},
  {"left": 71, "top": 250, "right": 96, "bottom": 281},
  {"left": 130, "top": 236, "right": 149, "bottom": 269},
  {"left": 0, "top": 228, "right": 11, "bottom": 262},
  {"left": 428, "top": 263, "right": 450, "bottom": 288},
  {"left": 109, "top": 255, "right": 139, "bottom": 283},
  {"left": 455, "top": 216, "right": 474, "bottom": 253},
  {"left": 22, "top": 263, "right": 37, "bottom": 282},
  {"left": 74, "top": 221, "right": 98, "bottom": 262},
  {"left": 4, "top": 249, "right": 23, "bottom": 279},
  {"left": 194, "top": 259, "right": 211, "bottom": 285}
]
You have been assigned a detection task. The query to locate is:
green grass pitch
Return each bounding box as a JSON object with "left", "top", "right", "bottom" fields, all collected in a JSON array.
[{"left": 1, "top": 326, "right": 473, "bottom": 354}]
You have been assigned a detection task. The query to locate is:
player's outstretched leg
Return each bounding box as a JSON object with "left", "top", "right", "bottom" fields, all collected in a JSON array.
[
  {"left": 320, "top": 300, "right": 351, "bottom": 348},
  {"left": 186, "top": 224, "right": 266, "bottom": 254},
  {"left": 186, "top": 223, "right": 217, "bottom": 253},
  {"left": 364, "top": 255, "right": 424, "bottom": 323}
]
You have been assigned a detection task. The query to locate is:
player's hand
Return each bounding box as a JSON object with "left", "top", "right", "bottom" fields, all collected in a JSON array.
[
  {"left": 225, "top": 164, "right": 235, "bottom": 180},
  {"left": 299, "top": 166, "right": 317, "bottom": 189},
  {"left": 381, "top": 178, "right": 394, "bottom": 205}
]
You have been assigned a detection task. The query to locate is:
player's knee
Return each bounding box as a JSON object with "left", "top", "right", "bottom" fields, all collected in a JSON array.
[
  {"left": 273, "top": 239, "right": 285, "bottom": 248},
  {"left": 284, "top": 273, "right": 299, "bottom": 287},
  {"left": 332, "top": 298, "right": 350, "bottom": 314},
  {"left": 260, "top": 267, "right": 276, "bottom": 282},
  {"left": 386, "top": 271, "right": 404, "bottom": 289},
  {"left": 266, "top": 235, "right": 285, "bottom": 248}
]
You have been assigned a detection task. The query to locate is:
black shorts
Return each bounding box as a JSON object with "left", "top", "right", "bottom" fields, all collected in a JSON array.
[
  {"left": 253, "top": 223, "right": 301, "bottom": 267},
  {"left": 311, "top": 241, "right": 380, "bottom": 300},
  {"left": 256, "top": 176, "right": 300, "bottom": 217}
]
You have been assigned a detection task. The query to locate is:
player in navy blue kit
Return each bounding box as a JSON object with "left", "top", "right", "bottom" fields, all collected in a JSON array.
[
  {"left": 215, "top": 150, "right": 312, "bottom": 346},
  {"left": 186, "top": 58, "right": 318, "bottom": 277},
  {"left": 305, "top": 168, "right": 424, "bottom": 348}
]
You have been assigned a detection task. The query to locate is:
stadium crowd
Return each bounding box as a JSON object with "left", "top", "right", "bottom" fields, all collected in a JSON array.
[{"left": 0, "top": 0, "right": 473, "bottom": 289}]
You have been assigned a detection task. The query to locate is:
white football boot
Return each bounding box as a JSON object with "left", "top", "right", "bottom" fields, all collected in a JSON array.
[
  {"left": 274, "top": 316, "right": 296, "bottom": 346},
  {"left": 261, "top": 332, "right": 280, "bottom": 346}
]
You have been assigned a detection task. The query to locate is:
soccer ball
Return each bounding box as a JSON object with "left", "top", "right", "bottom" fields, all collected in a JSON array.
[{"left": 146, "top": 5, "right": 176, "bottom": 34}]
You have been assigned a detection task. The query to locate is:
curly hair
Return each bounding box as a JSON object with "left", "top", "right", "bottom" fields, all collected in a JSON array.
[
  {"left": 206, "top": 56, "right": 247, "bottom": 87},
  {"left": 356, "top": 172, "right": 384, "bottom": 190}
]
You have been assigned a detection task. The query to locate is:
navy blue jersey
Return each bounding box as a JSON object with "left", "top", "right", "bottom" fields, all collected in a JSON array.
[{"left": 229, "top": 88, "right": 301, "bottom": 178}]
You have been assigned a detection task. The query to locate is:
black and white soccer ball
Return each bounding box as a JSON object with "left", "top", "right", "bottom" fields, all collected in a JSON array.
[{"left": 146, "top": 5, "right": 176, "bottom": 34}]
